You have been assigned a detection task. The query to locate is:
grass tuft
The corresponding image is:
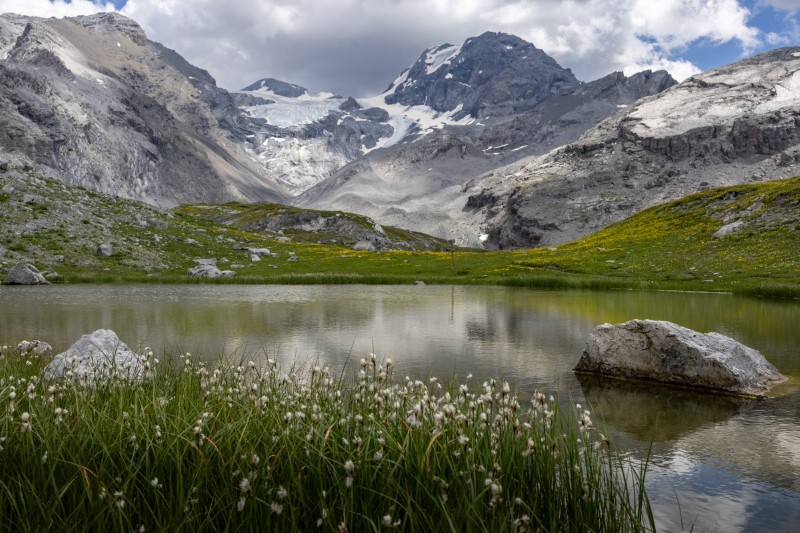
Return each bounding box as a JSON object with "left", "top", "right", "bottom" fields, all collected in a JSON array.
[{"left": 0, "top": 346, "right": 654, "bottom": 531}]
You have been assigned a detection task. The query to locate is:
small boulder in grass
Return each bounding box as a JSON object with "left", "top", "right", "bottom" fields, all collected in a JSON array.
[
  {"left": 17, "top": 340, "right": 52, "bottom": 357},
  {"left": 575, "top": 319, "right": 787, "bottom": 398},
  {"left": 44, "top": 329, "right": 146, "bottom": 386},
  {"left": 3, "top": 263, "right": 50, "bottom": 285}
]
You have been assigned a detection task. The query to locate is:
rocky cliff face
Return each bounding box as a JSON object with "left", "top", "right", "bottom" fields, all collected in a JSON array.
[
  {"left": 0, "top": 13, "right": 287, "bottom": 207},
  {"left": 469, "top": 47, "right": 800, "bottom": 248},
  {"left": 384, "top": 32, "right": 579, "bottom": 119}
]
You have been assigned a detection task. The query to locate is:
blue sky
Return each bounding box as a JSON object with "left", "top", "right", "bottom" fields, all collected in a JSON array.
[{"left": 2, "top": 0, "right": 799, "bottom": 95}]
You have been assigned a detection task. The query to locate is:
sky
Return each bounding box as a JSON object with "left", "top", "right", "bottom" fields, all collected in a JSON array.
[{"left": 0, "top": 0, "right": 798, "bottom": 96}]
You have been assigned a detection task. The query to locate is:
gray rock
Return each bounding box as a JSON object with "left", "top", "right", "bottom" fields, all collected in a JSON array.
[
  {"left": 194, "top": 258, "right": 217, "bottom": 266},
  {"left": 146, "top": 217, "right": 168, "bottom": 229},
  {"left": 287, "top": 255, "right": 299, "bottom": 263},
  {"left": 41, "top": 270, "right": 60, "bottom": 280},
  {"left": 96, "top": 243, "right": 112, "bottom": 257},
  {"left": 713, "top": 221, "right": 745, "bottom": 238},
  {"left": 575, "top": 319, "right": 787, "bottom": 397},
  {"left": 43, "top": 329, "right": 145, "bottom": 385},
  {"left": 414, "top": 280, "right": 426, "bottom": 286},
  {"left": 352, "top": 240, "right": 376, "bottom": 251},
  {"left": 3, "top": 262, "right": 50, "bottom": 285},
  {"left": 249, "top": 253, "right": 261, "bottom": 262},
  {"left": 188, "top": 263, "right": 235, "bottom": 278},
  {"left": 245, "top": 247, "right": 271, "bottom": 256},
  {"left": 17, "top": 339, "right": 52, "bottom": 357}
]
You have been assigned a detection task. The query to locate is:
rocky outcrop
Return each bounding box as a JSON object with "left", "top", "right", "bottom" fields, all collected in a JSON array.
[
  {"left": 43, "top": 329, "right": 146, "bottom": 385},
  {"left": 574, "top": 320, "right": 787, "bottom": 398},
  {"left": 3, "top": 262, "right": 50, "bottom": 285}
]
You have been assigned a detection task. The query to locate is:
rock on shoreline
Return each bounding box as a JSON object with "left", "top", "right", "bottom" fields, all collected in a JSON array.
[
  {"left": 575, "top": 319, "right": 787, "bottom": 398},
  {"left": 44, "top": 329, "right": 146, "bottom": 385},
  {"left": 3, "top": 263, "right": 50, "bottom": 285}
]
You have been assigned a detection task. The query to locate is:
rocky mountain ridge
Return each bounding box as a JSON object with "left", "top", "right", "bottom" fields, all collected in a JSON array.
[
  {"left": 0, "top": 12, "right": 287, "bottom": 207},
  {"left": 469, "top": 47, "right": 800, "bottom": 248}
]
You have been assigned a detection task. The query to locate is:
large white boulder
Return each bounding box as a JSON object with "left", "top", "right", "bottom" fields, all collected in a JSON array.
[
  {"left": 575, "top": 319, "right": 787, "bottom": 398},
  {"left": 44, "top": 329, "right": 145, "bottom": 385}
]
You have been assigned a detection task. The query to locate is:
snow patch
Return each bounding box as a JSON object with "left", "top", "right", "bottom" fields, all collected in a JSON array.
[
  {"left": 445, "top": 73, "right": 453, "bottom": 80},
  {"left": 241, "top": 91, "right": 344, "bottom": 127},
  {"left": 424, "top": 44, "right": 461, "bottom": 75}
]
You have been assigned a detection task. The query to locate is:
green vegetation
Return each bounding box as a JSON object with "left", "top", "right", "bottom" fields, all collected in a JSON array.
[
  {"left": 0, "top": 347, "right": 653, "bottom": 532},
  {"left": 1, "top": 168, "right": 799, "bottom": 297}
]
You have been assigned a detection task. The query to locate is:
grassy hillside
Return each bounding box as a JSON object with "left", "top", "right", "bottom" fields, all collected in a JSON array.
[
  {"left": 510, "top": 177, "right": 800, "bottom": 295},
  {"left": 1, "top": 167, "right": 798, "bottom": 296}
]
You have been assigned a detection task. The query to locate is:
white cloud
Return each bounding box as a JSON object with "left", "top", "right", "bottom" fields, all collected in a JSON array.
[
  {"left": 0, "top": 0, "right": 116, "bottom": 18},
  {"left": 0, "top": 0, "right": 784, "bottom": 93}
]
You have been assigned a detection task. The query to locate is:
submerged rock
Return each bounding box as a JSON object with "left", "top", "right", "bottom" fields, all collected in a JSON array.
[
  {"left": 3, "top": 263, "right": 50, "bottom": 285},
  {"left": 575, "top": 319, "right": 787, "bottom": 398},
  {"left": 44, "top": 329, "right": 145, "bottom": 385}
]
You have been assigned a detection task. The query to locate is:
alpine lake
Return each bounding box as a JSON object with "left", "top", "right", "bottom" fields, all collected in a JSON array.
[{"left": 1, "top": 284, "right": 798, "bottom": 532}]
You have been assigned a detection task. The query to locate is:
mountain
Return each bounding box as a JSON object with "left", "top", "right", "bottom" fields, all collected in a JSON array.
[
  {"left": 293, "top": 32, "right": 676, "bottom": 245},
  {"left": 0, "top": 12, "right": 287, "bottom": 207},
  {"left": 468, "top": 47, "right": 800, "bottom": 248},
  {"left": 383, "top": 32, "right": 579, "bottom": 119}
]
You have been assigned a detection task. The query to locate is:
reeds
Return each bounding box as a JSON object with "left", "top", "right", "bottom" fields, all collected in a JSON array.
[{"left": 0, "top": 346, "right": 654, "bottom": 532}]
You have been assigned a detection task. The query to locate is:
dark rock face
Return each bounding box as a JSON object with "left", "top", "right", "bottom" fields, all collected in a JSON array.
[
  {"left": 241, "top": 77, "right": 307, "bottom": 97},
  {"left": 575, "top": 320, "right": 787, "bottom": 398},
  {"left": 385, "top": 32, "right": 580, "bottom": 119}
]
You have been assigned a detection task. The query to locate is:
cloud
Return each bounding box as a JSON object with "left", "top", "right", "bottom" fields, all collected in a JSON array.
[
  {"left": 0, "top": 0, "right": 115, "bottom": 18},
  {"left": 0, "top": 0, "right": 787, "bottom": 96}
]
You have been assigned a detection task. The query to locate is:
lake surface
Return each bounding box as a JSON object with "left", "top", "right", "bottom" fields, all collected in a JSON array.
[{"left": 1, "top": 284, "right": 798, "bottom": 532}]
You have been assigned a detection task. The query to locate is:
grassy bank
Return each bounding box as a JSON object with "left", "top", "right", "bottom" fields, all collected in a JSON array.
[
  {"left": 0, "top": 347, "right": 654, "bottom": 532},
  {"left": 1, "top": 169, "right": 799, "bottom": 297}
]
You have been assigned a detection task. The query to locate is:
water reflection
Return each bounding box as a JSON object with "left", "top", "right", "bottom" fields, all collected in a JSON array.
[
  {"left": 1, "top": 284, "right": 798, "bottom": 532},
  {"left": 576, "top": 374, "right": 751, "bottom": 442}
]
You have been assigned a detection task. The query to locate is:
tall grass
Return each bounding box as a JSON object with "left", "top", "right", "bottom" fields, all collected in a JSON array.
[{"left": 0, "top": 345, "right": 654, "bottom": 532}]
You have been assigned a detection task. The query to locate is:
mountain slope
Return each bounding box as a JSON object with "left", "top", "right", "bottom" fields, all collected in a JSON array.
[
  {"left": 469, "top": 47, "right": 800, "bottom": 248},
  {"left": 2, "top": 165, "right": 798, "bottom": 295},
  {"left": 293, "top": 32, "right": 675, "bottom": 245},
  {"left": 0, "top": 13, "right": 287, "bottom": 207}
]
